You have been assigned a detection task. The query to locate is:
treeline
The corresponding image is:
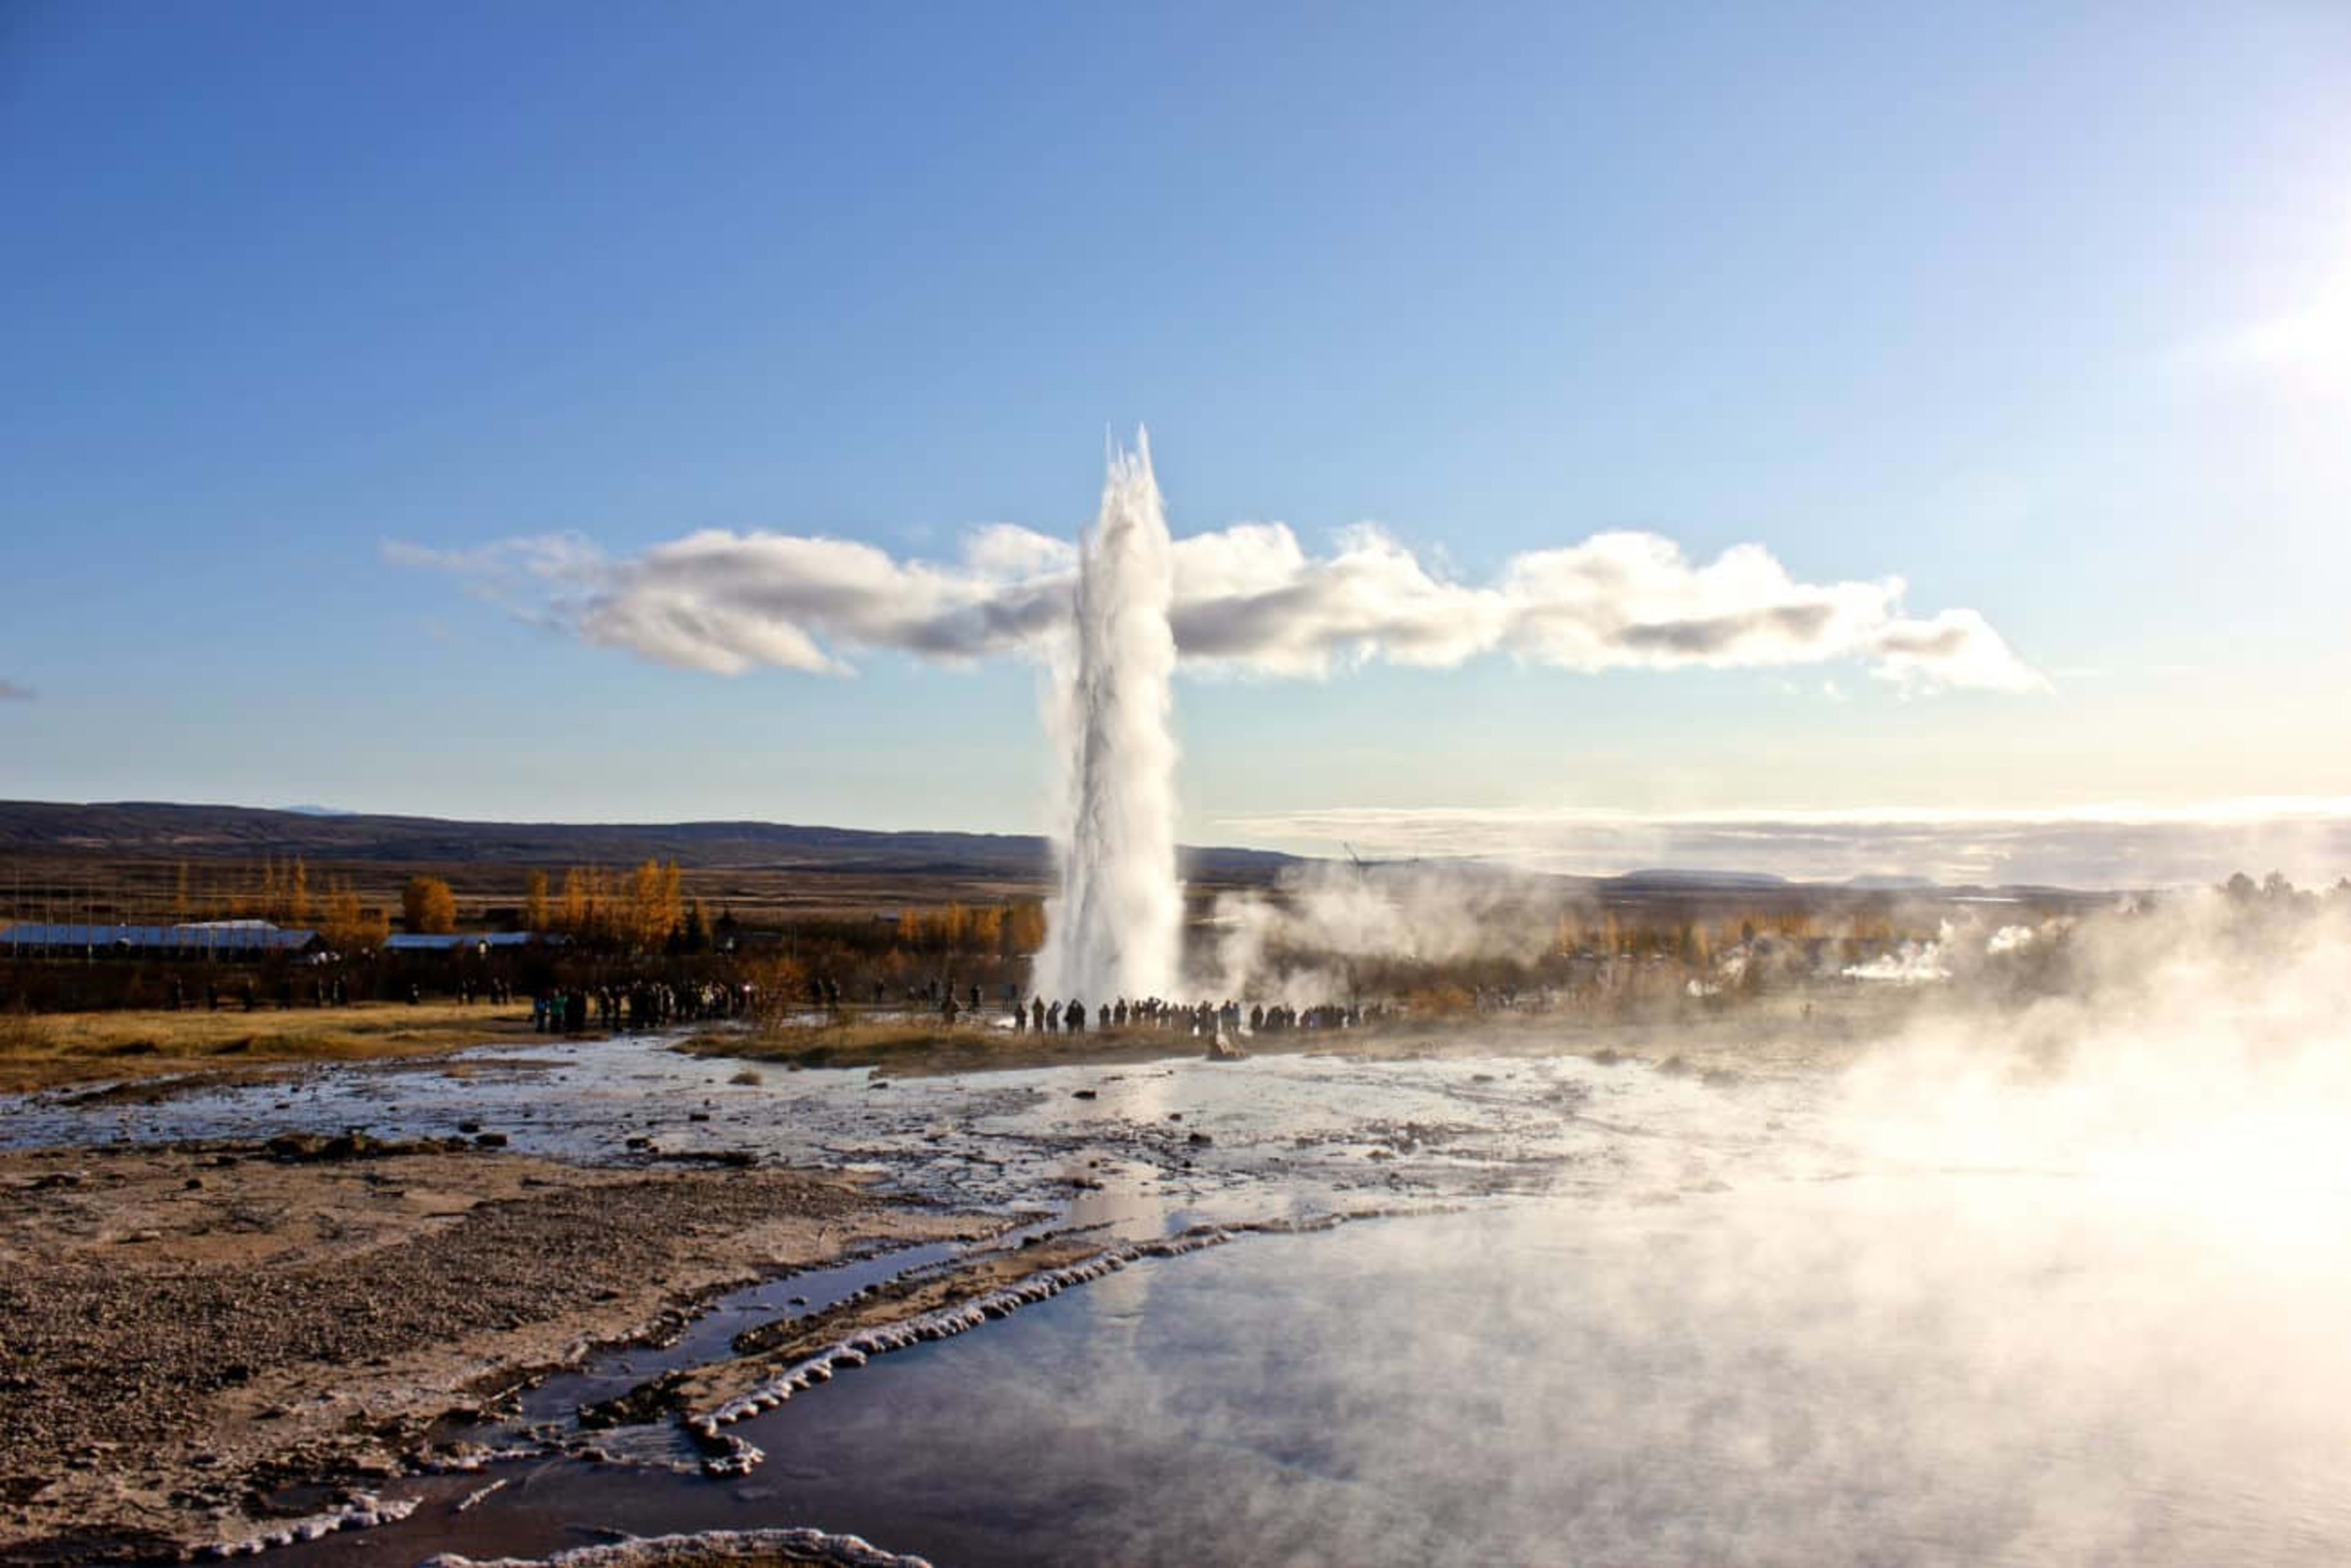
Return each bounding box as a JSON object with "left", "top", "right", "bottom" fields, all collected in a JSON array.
[
  {"left": 891, "top": 901, "right": 1047, "bottom": 958},
  {"left": 1551, "top": 906, "right": 1919, "bottom": 964},
  {"left": 2220, "top": 871, "right": 2351, "bottom": 913},
  {"left": 111, "top": 855, "right": 392, "bottom": 955},
  {"left": 509, "top": 861, "right": 703, "bottom": 950},
  {"left": 154, "top": 855, "right": 321, "bottom": 925}
]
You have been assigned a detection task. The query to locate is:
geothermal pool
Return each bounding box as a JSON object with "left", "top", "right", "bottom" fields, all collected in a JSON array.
[
  {"left": 12, "top": 1030, "right": 2351, "bottom": 1566},
  {"left": 264, "top": 1190, "right": 2351, "bottom": 1568}
]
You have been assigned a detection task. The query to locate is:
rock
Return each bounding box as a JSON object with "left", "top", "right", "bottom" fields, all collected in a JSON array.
[
  {"left": 472, "top": 1132, "right": 508, "bottom": 1149},
  {"left": 1187, "top": 1131, "right": 1212, "bottom": 1146},
  {"left": 1072, "top": 1089, "right": 1098, "bottom": 1100}
]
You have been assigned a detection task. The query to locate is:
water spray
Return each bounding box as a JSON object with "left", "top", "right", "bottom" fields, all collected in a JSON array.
[{"left": 1033, "top": 432, "right": 1183, "bottom": 1003}]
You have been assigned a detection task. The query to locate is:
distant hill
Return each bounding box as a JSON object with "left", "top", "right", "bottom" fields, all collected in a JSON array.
[
  {"left": 0, "top": 800, "right": 1301, "bottom": 883},
  {"left": 1605, "top": 868, "right": 1790, "bottom": 891}
]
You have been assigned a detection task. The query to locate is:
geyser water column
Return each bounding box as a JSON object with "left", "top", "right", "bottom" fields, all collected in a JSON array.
[{"left": 1033, "top": 434, "right": 1183, "bottom": 1004}]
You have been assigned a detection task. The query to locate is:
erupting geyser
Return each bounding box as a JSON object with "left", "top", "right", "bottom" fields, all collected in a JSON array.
[{"left": 1033, "top": 433, "right": 1183, "bottom": 1003}]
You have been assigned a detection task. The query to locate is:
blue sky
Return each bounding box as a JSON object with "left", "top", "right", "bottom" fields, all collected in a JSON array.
[{"left": 4, "top": 2, "right": 2348, "bottom": 870}]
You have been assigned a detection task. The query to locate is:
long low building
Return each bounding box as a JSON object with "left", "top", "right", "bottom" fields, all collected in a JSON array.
[
  {"left": 0, "top": 921, "right": 324, "bottom": 957},
  {"left": 381, "top": 931, "right": 560, "bottom": 953}
]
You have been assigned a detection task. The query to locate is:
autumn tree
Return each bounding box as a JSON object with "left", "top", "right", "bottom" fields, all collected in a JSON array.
[
  {"left": 559, "top": 865, "right": 618, "bottom": 940},
  {"left": 321, "top": 876, "right": 388, "bottom": 951},
  {"left": 402, "top": 875, "right": 457, "bottom": 934},
  {"left": 622, "top": 858, "right": 684, "bottom": 950},
  {"left": 287, "top": 857, "right": 310, "bottom": 924},
  {"left": 524, "top": 870, "right": 550, "bottom": 932},
  {"left": 1005, "top": 901, "right": 1047, "bottom": 955}
]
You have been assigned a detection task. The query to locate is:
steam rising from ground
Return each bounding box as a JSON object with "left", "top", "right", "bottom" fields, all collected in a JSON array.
[
  {"left": 924, "top": 896, "right": 2351, "bottom": 1564},
  {"left": 392, "top": 517, "right": 2039, "bottom": 692},
  {"left": 1194, "top": 862, "right": 1558, "bottom": 1005},
  {"left": 1031, "top": 438, "right": 1182, "bottom": 1004}
]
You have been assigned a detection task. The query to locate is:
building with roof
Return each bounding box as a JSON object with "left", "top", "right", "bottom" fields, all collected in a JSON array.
[
  {"left": 381, "top": 932, "right": 560, "bottom": 953},
  {"left": 0, "top": 921, "right": 324, "bottom": 958}
]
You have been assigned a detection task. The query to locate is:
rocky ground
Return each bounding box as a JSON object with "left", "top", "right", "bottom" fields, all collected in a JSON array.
[{"left": 0, "top": 1139, "right": 988, "bottom": 1564}]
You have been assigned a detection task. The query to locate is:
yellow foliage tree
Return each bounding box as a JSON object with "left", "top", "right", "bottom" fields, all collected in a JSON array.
[
  {"left": 1005, "top": 901, "right": 1047, "bottom": 955},
  {"left": 524, "top": 870, "right": 550, "bottom": 933},
  {"left": 402, "top": 875, "right": 457, "bottom": 934},
  {"left": 622, "top": 858, "right": 684, "bottom": 949},
  {"left": 321, "top": 876, "right": 388, "bottom": 951}
]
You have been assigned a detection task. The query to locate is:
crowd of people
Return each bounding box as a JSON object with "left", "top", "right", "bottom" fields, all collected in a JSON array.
[
  {"left": 763, "top": 969, "right": 1398, "bottom": 1046},
  {"left": 531, "top": 979, "right": 754, "bottom": 1034},
  {"left": 1004, "top": 994, "right": 1381, "bottom": 1038}
]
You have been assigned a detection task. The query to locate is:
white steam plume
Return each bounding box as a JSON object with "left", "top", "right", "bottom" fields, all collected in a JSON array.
[
  {"left": 1194, "top": 861, "right": 1558, "bottom": 1006},
  {"left": 1031, "top": 436, "right": 1182, "bottom": 1005},
  {"left": 390, "top": 519, "right": 2041, "bottom": 692}
]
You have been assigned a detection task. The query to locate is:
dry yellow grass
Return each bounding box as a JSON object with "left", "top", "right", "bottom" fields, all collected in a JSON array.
[
  {"left": 681, "top": 1012, "right": 1364, "bottom": 1077},
  {"left": 0, "top": 1000, "right": 540, "bottom": 1094}
]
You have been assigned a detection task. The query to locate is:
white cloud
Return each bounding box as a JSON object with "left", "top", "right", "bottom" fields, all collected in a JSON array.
[{"left": 396, "top": 515, "right": 2042, "bottom": 693}]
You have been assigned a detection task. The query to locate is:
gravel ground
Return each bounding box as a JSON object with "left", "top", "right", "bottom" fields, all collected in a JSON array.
[{"left": 0, "top": 1140, "right": 980, "bottom": 1564}]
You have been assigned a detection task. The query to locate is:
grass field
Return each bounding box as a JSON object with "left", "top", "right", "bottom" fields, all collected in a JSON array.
[{"left": 0, "top": 999, "right": 540, "bottom": 1093}]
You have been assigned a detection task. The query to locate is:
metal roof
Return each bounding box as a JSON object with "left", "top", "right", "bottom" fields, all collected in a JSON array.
[
  {"left": 0, "top": 923, "right": 321, "bottom": 950},
  {"left": 383, "top": 931, "right": 549, "bottom": 950}
]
